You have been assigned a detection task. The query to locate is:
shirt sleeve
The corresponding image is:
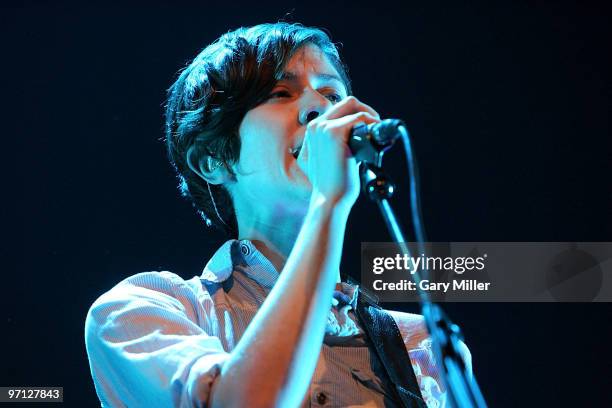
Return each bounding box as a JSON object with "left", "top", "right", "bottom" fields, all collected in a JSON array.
[
  {"left": 387, "top": 310, "right": 473, "bottom": 408},
  {"left": 85, "top": 271, "right": 230, "bottom": 407}
]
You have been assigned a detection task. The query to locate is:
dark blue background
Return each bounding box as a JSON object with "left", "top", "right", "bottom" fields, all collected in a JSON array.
[{"left": 3, "top": 1, "right": 611, "bottom": 406}]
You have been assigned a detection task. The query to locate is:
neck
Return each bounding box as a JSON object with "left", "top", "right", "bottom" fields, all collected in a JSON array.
[{"left": 235, "top": 202, "right": 308, "bottom": 273}]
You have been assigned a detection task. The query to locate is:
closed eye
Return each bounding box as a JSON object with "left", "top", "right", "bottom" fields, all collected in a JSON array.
[
  {"left": 325, "top": 93, "right": 342, "bottom": 103},
  {"left": 319, "top": 87, "right": 343, "bottom": 103},
  {"left": 268, "top": 90, "right": 292, "bottom": 99}
]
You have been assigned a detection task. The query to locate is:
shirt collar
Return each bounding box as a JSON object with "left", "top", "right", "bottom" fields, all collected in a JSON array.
[
  {"left": 201, "top": 239, "right": 280, "bottom": 289},
  {"left": 201, "top": 239, "right": 358, "bottom": 303}
]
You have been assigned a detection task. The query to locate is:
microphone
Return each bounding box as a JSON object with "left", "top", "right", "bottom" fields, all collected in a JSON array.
[{"left": 349, "top": 119, "right": 404, "bottom": 166}]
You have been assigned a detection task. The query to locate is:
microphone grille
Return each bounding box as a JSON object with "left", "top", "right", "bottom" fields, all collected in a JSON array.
[{"left": 371, "top": 119, "right": 404, "bottom": 146}]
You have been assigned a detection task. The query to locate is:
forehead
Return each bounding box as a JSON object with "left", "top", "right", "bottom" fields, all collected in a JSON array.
[
  {"left": 286, "top": 44, "right": 334, "bottom": 70},
  {"left": 281, "top": 44, "right": 345, "bottom": 87}
]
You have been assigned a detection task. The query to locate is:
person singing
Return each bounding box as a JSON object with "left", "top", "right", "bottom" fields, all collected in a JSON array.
[{"left": 85, "top": 22, "right": 470, "bottom": 407}]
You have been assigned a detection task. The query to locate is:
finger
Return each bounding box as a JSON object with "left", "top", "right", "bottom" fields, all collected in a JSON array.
[
  {"left": 320, "top": 96, "right": 380, "bottom": 121},
  {"left": 326, "top": 111, "right": 381, "bottom": 142}
]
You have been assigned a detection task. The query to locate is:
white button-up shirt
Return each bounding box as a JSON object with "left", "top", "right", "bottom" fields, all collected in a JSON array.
[{"left": 86, "top": 240, "right": 470, "bottom": 407}]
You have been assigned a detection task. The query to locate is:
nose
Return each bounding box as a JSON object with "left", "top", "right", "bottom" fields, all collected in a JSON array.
[{"left": 298, "top": 91, "right": 332, "bottom": 125}]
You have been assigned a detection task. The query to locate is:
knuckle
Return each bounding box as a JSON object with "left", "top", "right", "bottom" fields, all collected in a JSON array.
[
  {"left": 344, "top": 95, "right": 359, "bottom": 105},
  {"left": 356, "top": 111, "right": 375, "bottom": 121}
]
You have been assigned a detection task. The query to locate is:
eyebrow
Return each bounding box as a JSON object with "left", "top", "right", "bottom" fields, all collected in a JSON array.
[{"left": 279, "top": 71, "right": 345, "bottom": 86}]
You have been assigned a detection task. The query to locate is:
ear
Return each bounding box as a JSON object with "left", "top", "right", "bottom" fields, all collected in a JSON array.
[{"left": 186, "top": 145, "right": 233, "bottom": 185}]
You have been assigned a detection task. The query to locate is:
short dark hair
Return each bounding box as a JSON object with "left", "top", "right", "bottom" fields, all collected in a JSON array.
[{"left": 165, "top": 22, "right": 352, "bottom": 237}]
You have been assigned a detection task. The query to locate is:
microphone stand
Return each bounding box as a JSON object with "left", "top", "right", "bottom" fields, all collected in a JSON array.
[{"left": 358, "top": 135, "right": 488, "bottom": 408}]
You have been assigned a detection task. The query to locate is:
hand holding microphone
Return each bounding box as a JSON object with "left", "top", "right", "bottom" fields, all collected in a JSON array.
[{"left": 297, "top": 96, "right": 381, "bottom": 208}]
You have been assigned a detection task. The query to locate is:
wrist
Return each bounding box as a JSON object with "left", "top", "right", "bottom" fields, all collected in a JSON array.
[
  {"left": 309, "top": 191, "right": 353, "bottom": 216},
  {"left": 309, "top": 190, "right": 333, "bottom": 208}
]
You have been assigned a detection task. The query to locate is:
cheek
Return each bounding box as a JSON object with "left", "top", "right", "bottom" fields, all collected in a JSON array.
[
  {"left": 237, "top": 112, "right": 274, "bottom": 172},
  {"left": 237, "top": 108, "right": 293, "bottom": 174}
]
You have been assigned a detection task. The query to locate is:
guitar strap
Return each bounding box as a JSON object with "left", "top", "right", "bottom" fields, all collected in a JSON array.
[{"left": 354, "top": 289, "right": 427, "bottom": 408}]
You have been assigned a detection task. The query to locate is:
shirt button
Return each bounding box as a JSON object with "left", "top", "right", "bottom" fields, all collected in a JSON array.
[
  {"left": 240, "top": 243, "right": 250, "bottom": 256},
  {"left": 316, "top": 392, "right": 327, "bottom": 405}
]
